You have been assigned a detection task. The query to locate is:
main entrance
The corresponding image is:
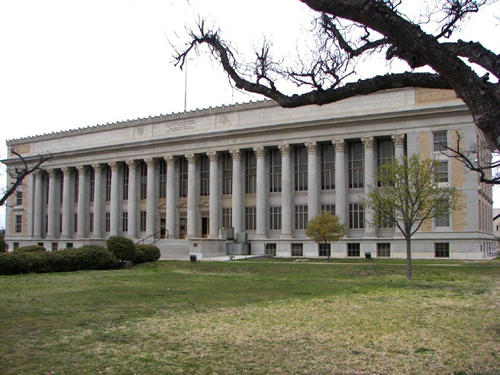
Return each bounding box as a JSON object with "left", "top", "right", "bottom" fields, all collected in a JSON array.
[
  {"left": 201, "top": 217, "right": 209, "bottom": 238},
  {"left": 179, "top": 217, "right": 187, "bottom": 239},
  {"left": 160, "top": 218, "right": 166, "bottom": 239}
]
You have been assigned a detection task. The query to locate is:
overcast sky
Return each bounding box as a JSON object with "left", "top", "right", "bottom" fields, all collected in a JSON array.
[{"left": 0, "top": 0, "right": 498, "bottom": 228}]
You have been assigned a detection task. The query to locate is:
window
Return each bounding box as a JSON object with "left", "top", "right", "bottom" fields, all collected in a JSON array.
[
  {"left": 294, "top": 146, "right": 308, "bottom": 191},
  {"left": 15, "top": 191, "right": 23, "bottom": 206},
  {"left": 377, "top": 138, "right": 394, "bottom": 186},
  {"left": 45, "top": 214, "right": 48, "bottom": 233},
  {"left": 348, "top": 141, "right": 364, "bottom": 188},
  {"left": 74, "top": 214, "right": 78, "bottom": 233},
  {"left": 295, "top": 205, "right": 308, "bottom": 230},
  {"left": 377, "top": 243, "right": 391, "bottom": 257},
  {"left": 435, "top": 242, "right": 450, "bottom": 258},
  {"left": 347, "top": 243, "right": 360, "bottom": 257},
  {"left": 435, "top": 199, "right": 450, "bottom": 227},
  {"left": 349, "top": 203, "right": 364, "bottom": 229},
  {"left": 59, "top": 214, "right": 62, "bottom": 233},
  {"left": 270, "top": 206, "right": 282, "bottom": 230},
  {"left": 321, "top": 204, "right": 335, "bottom": 216},
  {"left": 122, "top": 211, "right": 128, "bottom": 232},
  {"left": 291, "top": 243, "right": 303, "bottom": 257},
  {"left": 66, "top": 242, "right": 74, "bottom": 249},
  {"left": 179, "top": 157, "right": 188, "bottom": 197},
  {"left": 200, "top": 154, "right": 210, "bottom": 196},
  {"left": 319, "top": 243, "right": 331, "bottom": 257},
  {"left": 265, "top": 243, "right": 276, "bottom": 256},
  {"left": 106, "top": 166, "right": 112, "bottom": 201},
  {"left": 74, "top": 170, "right": 79, "bottom": 203},
  {"left": 105, "top": 212, "right": 110, "bottom": 232},
  {"left": 269, "top": 148, "right": 282, "bottom": 192},
  {"left": 435, "top": 161, "right": 448, "bottom": 182},
  {"left": 51, "top": 242, "right": 58, "bottom": 251},
  {"left": 222, "top": 208, "right": 232, "bottom": 229},
  {"left": 140, "top": 211, "right": 147, "bottom": 232},
  {"left": 245, "top": 151, "right": 256, "bottom": 194},
  {"left": 433, "top": 130, "right": 447, "bottom": 152},
  {"left": 320, "top": 143, "right": 335, "bottom": 190},
  {"left": 159, "top": 159, "right": 166, "bottom": 198},
  {"left": 222, "top": 152, "right": 232, "bottom": 195},
  {"left": 89, "top": 170, "right": 95, "bottom": 202},
  {"left": 13, "top": 242, "right": 19, "bottom": 250},
  {"left": 44, "top": 175, "right": 49, "bottom": 204},
  {"left": 122, "top": 164, "right": 129, "bottom": 200},
  {"left": 59, "top": 176, "right": 64, "bottom": 204},
  {"left": 378, "top": 202, "right": 394, "bottom": 229},
  {"left": 245, "top": 207, "right": 256, "bottom": 230},
  {"left": 89, "top": 213, "right": 94, "bottom": 233},
  {"left": 15, "top": 214, "right": 22, "bottom": 233},
  {"left": 140, "top": 162, "right": 147, "bottom": 200}
]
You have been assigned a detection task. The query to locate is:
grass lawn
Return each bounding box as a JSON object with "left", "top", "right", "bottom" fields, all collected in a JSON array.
[{"left": 0, "top": 259, "right": 499, "bottom": 374}]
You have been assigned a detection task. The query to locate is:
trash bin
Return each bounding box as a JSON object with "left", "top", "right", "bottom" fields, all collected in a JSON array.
[
  {"left": 365, "top": 252, "right": 372, "bottom": 259},
  {"left": 190, "top": 254, "right": 197, "bottom": 263}
]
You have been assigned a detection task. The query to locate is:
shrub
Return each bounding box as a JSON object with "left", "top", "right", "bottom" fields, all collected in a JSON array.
[
  {"left": 0, "top": 239, "right": 7, "bottom": 252},
  {"left": 107, "top": 237, "right": 136, "bottom": 262},
  {"left": 14, "top": 245, "right": 46, "bottom": 254},
  {"left": 0, "top": 252, "right": 50, "bottom": 275},
  {"left": 134, "top": 244, "right": 161, "bottom": 264}
]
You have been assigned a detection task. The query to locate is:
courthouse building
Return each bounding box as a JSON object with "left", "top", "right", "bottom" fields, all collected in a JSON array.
[{"left": 2, "top": 88, "right": 496, "bottom": 259}]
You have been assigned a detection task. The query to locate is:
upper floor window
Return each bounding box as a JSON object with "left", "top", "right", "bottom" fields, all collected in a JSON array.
[
  {"left": 222, "top": 208, "right": 232, "bottom": 229},
  {"left": 245, "top": 151, "right": 256, "bottom": 194},
  {"left": 348, "top": 141, "right": 364, "bottom": 188},
  {"left": 200, "top": 154, "right": 210, "bottom": 196},
  {"left": 106, "top": 166, "right": 112, "bottom": 201},
  {"left": 320, "top": 143, "right": 335, "bottom": 190},
  {"left": 122, "top": 164, "right": 129, "bottom": 200},
  {"left": 140, "top": 162, "right": 147, "bottom": 200},
  {"left": 15, "top": 191, "right": 23, "bottom": 206},
  {"left": 89, "top": 170, "right": 95, "bottom": 202},
  {"left": 434, "top": 161, "right": 448, "bottom": 183},
  {"left": 295, "top": 205, "right": 308, "bottom": 230},
  {"left": 270, "top": 206, "right": 282, "bottom": 230},
  {"left": 159, "top": 159, "right": 167, "bottom": 198},
  {"left": 433, "top": 130, "right": 447, "bottom": 152},
  {"left": 222, "top": 152, "right": 232, "bottom": 195},
  {"left": 269, "top": 148, "right": 282, "bottom": 192},
  {"left": 294, "top": 146, "right": 308, "bottom": 191},
  {"left": 74, "top": 170, "right": 79, "bottom": 203},
  {"left": 435, "top": 199, "right": 450, "bottom": 227},
  {"left": 377, "top": 138, "right": 394, "bottom": 186},
  {"left": 179, "top": 157, "right": 188, "bottom": 198},
  {"left": 15, "top": 214, "right": 22, "bottom": 233},
  {"left": 321, "top": 204, "right": 335, "bottom": 216},
  {"left": 245, "top": 206, "right": 256, "bottom": 230},
  {"left": 349, "top": 203, "right": 364, "bottom": 229}
]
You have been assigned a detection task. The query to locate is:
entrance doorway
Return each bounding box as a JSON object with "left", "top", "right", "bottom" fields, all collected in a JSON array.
[
  {"left": 160, "top": 218, "right": 166, "bottom": 239},
  {"left": 179, "top": 217, "right": 187, "bottom": 239},
  {"left": 201, "top": 217, "right": 209, "bottom": 238}
]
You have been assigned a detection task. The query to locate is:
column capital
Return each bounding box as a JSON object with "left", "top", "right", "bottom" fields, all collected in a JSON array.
[
  {"left": 332, "top": 138, "right": 345, "bottom": 152},
  {"left": 61, "top": 167, "right": 72, "bottom": 175},
  {"left": 207, "top": 151, "right": 218, "bottom": 162},
  {"left": 145, "top": 158, "right": 156, "bottom": 168},
  {"left": 279, "top": 144, "right": 291, "bottom": 156},
  {"left": 126, "top": 160, "right": 137, "bottom": 169},
  {"left": 76, "top": 165, "right": 87, "bottom": 173},
  {"left": 392, "top": 134, "right": 405, "bottom": 147},
  {"left": 109, "top": 161, "right": 121, "bottom": 171},
  {"left": 229, "top": 148, "right": 241, "bottom": 160},
  {"left": 47, "top": 168, "right": 57, "bottom": 177},
  {"left": 186, "top": 153, "right": 197, "bottom": 164},
  {"left": 253, "top": 146, "right": 265, "bottom": 159},
  {"left": 92, "top": 164, "right": 104, "bottom": 173},
  {"left": 362, "top": 136, "right": 375, "bottom": 150},
  {"left": 34, "top": 169, "right": 44, "bottom": 177},
  {"left": 305, "top": 140, "right": 318, "bottom": 154},
  {"left": 165, "top": 155, "right": 176, "bottom": 166}
]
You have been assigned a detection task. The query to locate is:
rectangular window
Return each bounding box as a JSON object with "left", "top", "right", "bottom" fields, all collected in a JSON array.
[
  {"left": 59, "top": 176, "right": 64, "bottom": 204},
  {"left": 435, "top": 199, "right": 450, "bottom": 227},
  {"left": 16, "top": 191, "right": 23, "bottom": 206},
  {"left": 67, "top": 242, "right": 73, "bottom": 249},
  {"left": 106, "top": 166, "right": 112, "bottom": 202},
  {"left": 347, "top": 243, "right": 360, "bottom": 257},
  {"left": 59, "top": 214, "right": 63, "bottom": 233},
  {"left": 377, "top": 138, "right": 394, "bottom": 186},
  {"left": 122, "top": 164, "right": 129, "bottom": 200},
  {"left": 245, "top": 151, "right": 256, "bottom": 194},
  {"left": 222, "top": 208, "right": 232, "bottom": 229},
  {"left": 321, "top": 204, "right": 335, "bottom": 216},
  {"left": 320, "top": 143, "right": 335, "bottom": 190},
  {"left": 435, "top": 161, "right": 448, "bottom": 183},
  {"left": 435, "top": 242, "right": 450, "bottom": 258},
  {"left": 74, "top": 170, "right": 79, "bottom": 203},
  {"left": 377, "top": 243, "right": 391, "bottom": 257},
  {"left": 294, "top": 146, "right": 308, "bottom": 191},
  {"left": 295, "top": 205, "right": 308, "bottom": 230},
  {"left": 433, "top": 130, "right": 447, "bottom": 152},
  {"left": 51, "top": 242, "right": 58, "bottom": 251},
  {"left": 319, "top": 243, "right": 331, "bottom": 257},
  {"left": 200, "top": 154, "right": 210, "bottom": 196},
  {"left": 15, "top": 214, "right": 22, "bottom": 233},
  {"left": 269, "top": 148, "right": 282, "bottom": 192},
  {"left": 265, "top": 243, "right": 276, "bottom": 256},
  {"left": 74, "top": 214, "right": 78, "bottom": 233},
  {"left": 105, "top": 212, "right": 110, "bottom": 233},
  {"left": 245, "top": 206, "right": 256, "bottom": 230},
  {"left": 222, "top": 152, "right": 233, "bottom": 195},
  {"left": 44, "top": 175, "right": 49, "bottom": 204},
  {"left": 159, "top": 159, "right": 166, "bottom": 198},
  {"left": 89, "top": 169, "right": 95, "bottom": 202},
  {"left": 140, "top": 162, "right": 147, "bottom": 200},
  {"left": 13, "top": 242, "right": 19, "bottom": 250},
  {"left": 349, "top": 203, "right": 364, "bottom": 229},
  {"left": 122, "top": 211, "right": 128, "bottom": 232},
  {"left": 140, "top": 211, "right": 147, "bottom": 232},
  {"left": 291, "top": 243, "right": 303, "bottom": 257},
  {"left": 269, "top": 206, "right": 282, "bottom": 230},
  {"left": 348, "top": 141, "right": 364, "bottom": 188},
  {"left": 179, "top": 157, "right": 188, "bottom": 198},
  {"left": 89, "top": 212, "right": 94, "bottom": 233}
]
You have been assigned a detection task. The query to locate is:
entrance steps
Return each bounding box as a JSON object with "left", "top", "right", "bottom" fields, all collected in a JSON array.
[{"left": 155, "top": 239, "right": 190, "bottom": 260}]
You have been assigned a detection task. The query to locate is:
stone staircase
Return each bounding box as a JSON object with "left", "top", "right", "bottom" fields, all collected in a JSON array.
[{"left": 155, "top": 239, "right": 190, "bottom": 260}]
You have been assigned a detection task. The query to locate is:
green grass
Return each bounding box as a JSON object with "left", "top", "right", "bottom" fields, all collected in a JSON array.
[{"left": 1, "top": 259, "right": 499, "bottom": 374}]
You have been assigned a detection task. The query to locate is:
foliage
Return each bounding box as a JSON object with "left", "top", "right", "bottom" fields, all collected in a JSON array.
[
  {"left": 0, "top": 239, "right": 7, "bottom": 253},
  {"left": 306, "top": 212, "right": 346, "bottom": 245},
  {"left": 134, "top": 244, "right": 161, "bottom": 264},
  {"left": 13, "top": 245, "right": 46, "bottom": 253},
  {"left": 365, "top": 155, "right": 460, "bottom": 279},
  {"left": 107, "top": 236, "right": 136, "bottom": 262},
  {"left": 0, "top": 252, "right": 50, "bottom": 275}
]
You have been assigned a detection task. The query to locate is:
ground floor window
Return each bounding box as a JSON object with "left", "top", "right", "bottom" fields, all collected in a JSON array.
[
  {"left": 15, "top": 214, "right": 22, "bottom": 233},
  {"left": 377, "top": 243, "right": 391, "bottom": 257},
  {"left": 347, "top": 243, "right": 360, "bottom": 257},
  {"left": 51, "top": 242, "right": 58, "bottom": 251},
  {"left": 435, "top": 242, "right": 450, "bottom": 258},
  {"left": 245, "top": 207, "right": 256, "bottom": 230},
  {"left": 291, "top": 243, "right": 303, "bottom": 257},
  {"left": 321, "top": 204, "right": 335, "bottom": 216},
  {"left": 318, "top": 243, "right": 331, "bottom": 257},
  {"left": 66, "top": 242, "right": 73, "bottom": 249},
  {"left": 295, "top": 205, "right": 308, "bottom": 230},
  {"left": 222, "top": 208, "right": 232, "bottom": 229},
  {"left": 13, "top": 242, "right": 19, "bottom": 250},
  {"left": 265, "top": 243, "right": 276, "bottom": 256},
  {"left": 270, "top": 206, "right": 282, "bottom": 230}
]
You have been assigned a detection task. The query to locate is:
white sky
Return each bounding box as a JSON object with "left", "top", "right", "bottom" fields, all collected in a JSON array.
[{"left": 0, "top": 0, "right": 499, "bottom": 228}]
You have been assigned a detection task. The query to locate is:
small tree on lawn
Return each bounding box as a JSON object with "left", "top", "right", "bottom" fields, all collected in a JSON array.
[
  {"left": 365, "top": 155, "right": 459, "bottom": 280},
  {"left": 306, "top": 212, "right": 346, "bottom": 261}
]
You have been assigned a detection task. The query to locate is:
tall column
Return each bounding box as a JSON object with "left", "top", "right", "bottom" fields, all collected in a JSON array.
[
  {"left": 208, "top": 151, "right": 220, "bottom": 238},
  {"left": 77, "top": 166, "right": 88, "bottom": 238},
  {"left": 61, "top": 167, "right": 73, "bottom": 238},
  {"left": 333, "top": 138, "right": 347, "bottom": 226},
  {"left": 255, "top": 146, "right": 267, "bottom": 237},
  {"left": 109, "top": 162, "right": 121, "bottom": 236},
  {"left": 93, "top": 164, "right": 104, "bottom": 239},
  {"left": 230, "top": 149, "right": 242, "bottom": 236},
  {"left": 279, "top": 144, "right": 293, "bottom": 238},
  {"left": 306, "top": 140, "right": 319, "bottom": 221},
  {"left": 126, "top": 160, "right": 138, "bottom": 239},
  {"left": 33, "top": 170, "right": 44, "bottom": 239},
  {"left": 145, "top": 158, "right": 157, "bottom": 237},
  {"left": 186, "top": 153, "right": 198, "bottom": 238},
  {"left": 46, "top": 169, "right": 58, "bottom": 239},
  {"left": 362, "top": 137, "right": 376, "bottom": 235},
  {"left": 165, "top": 156, "right": 177, "bottom": 239},
  {"left": 393, "top": 134, "right": 405, "bottom": 160}
]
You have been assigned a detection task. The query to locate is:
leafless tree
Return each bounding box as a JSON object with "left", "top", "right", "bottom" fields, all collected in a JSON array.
[{"left": 174, "top": 0, "right": 499, "bottom": 148}]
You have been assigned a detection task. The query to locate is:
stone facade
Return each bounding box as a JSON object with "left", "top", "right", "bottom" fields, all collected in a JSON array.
[{"left": 2, "top": 88, "right": 497, "bottom": 259}]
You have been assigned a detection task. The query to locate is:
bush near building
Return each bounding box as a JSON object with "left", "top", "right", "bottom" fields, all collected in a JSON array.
[
  {"left": 107, "top": 236, "right": 136, "bottom": 262},
  {"left": 13, "top": 245, "right": 46, "bottom": 253},
  {"left": 134, "top": 244, "right": 161, "bottom": 264}
]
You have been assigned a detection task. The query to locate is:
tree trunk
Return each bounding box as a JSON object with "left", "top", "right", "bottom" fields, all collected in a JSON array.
[{"left": 406, "top": 238, "right": 412, "bottom": 280}]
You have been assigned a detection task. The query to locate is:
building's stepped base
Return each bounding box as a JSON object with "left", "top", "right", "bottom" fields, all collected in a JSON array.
[{"left": 156, "top": 239, "right": 190, "bottom": 260}]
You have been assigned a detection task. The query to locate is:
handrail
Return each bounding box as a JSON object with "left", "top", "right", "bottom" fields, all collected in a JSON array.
[{"left": 136, "top": 229, "right": 163, "bottom": 245}]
